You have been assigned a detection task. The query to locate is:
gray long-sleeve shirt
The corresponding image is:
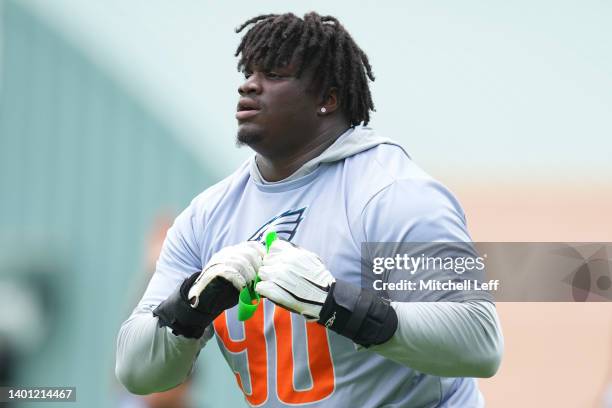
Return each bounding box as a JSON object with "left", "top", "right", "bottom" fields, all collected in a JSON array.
[{"left": 116, "top": 127, "right": 503, "bottom": 406}]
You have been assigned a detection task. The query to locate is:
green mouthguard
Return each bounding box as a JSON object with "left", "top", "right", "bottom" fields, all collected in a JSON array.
[{"left": 237, "top": 231, "right": 277, "bottom": 321}]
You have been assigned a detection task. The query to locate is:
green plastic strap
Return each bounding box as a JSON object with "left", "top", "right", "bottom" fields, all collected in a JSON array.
[{"left": 237, "top": 231, "right": 277, "bottom": 321}]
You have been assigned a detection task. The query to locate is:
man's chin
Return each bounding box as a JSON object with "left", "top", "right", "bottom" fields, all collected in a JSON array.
[{"left": 236, "top": 125, "right": 263, "bottom": 147}]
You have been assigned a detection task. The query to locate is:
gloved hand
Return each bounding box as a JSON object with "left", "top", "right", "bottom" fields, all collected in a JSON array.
[
  {"left": 256, "top": 240, "right": 335, "bottom": 320},
  {"left": 153, "top": 241, "right": 265, "bottom": 338},
  {"left": 188, "top": 242, "right": 265, "bottom": 306},
  {"left": 256, "top": 239, "right": 398, "bottom": 347}
]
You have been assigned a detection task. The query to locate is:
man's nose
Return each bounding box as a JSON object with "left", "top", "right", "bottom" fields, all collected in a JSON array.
[{"left": 238, "top": 74, "right": 262, "bottom": 96}]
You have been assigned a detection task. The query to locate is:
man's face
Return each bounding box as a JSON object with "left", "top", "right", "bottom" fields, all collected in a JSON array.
[{"left": 235, "top": 63, "right": 321, "bottom": 158}]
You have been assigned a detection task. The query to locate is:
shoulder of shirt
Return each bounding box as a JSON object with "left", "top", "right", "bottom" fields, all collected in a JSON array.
[
  {"left": 184, "top": 158, "right": 251, "bottom": 218},
  {"left": 341, "top": 142, "right": 464, "bottom": 219},
  {"left": 343, "top": 142, "right": 435, "bottom": 191}
]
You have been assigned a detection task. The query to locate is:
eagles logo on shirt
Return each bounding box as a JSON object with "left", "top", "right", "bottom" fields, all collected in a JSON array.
[{"left": 248, "top": 207, "right": 306, "bottom": 243}]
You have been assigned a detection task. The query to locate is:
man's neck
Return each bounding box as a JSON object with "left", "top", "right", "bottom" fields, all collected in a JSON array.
[{"left": 256, "top": 122, "right": 350, "bottom": 182}]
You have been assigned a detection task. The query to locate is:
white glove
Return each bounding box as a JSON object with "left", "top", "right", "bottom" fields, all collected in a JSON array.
[
  {"left": 256, "top": 240, "right": 335, "bottom": 320},
  {"left": 188, "top": 241, "right": 265, "bottom": 307}
]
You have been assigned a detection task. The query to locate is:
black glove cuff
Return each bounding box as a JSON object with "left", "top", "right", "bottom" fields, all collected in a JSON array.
[
  {"left": 318, "top": 280, "right": 398, "bottom": 347},
  {"left": 153, "top": 272, "right": 237, "bottom": 339}
]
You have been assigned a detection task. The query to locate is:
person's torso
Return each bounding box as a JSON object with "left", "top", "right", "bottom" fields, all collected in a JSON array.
[{"left": 194, "top": 146, "right": 479, "bottom": 407}]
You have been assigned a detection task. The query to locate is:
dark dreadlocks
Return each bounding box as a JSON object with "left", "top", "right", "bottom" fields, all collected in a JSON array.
[{"left": 235, "top": 12, "right": 375, "bottom": 126}]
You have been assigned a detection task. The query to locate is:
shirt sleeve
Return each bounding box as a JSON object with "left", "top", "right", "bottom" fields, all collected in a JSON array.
[
  {"left": 370, "top": 301, "right": 503, "bottom": 377},
  {"left": 359, "top": 178, "right": 504, "bottom": 377},
  {"left": 116, "top": 202, "right": 213, "bottom": 394}
]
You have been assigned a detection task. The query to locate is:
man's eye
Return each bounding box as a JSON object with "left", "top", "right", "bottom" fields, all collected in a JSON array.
[
  {"left": 243, "top": 72, "right": 252, "bottom": 79},
  {"left": 265, "top": 72, "right": 282, "bottom": 79}
]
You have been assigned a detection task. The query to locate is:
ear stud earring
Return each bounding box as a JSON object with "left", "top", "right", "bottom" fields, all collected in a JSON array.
[{"left": 320, "top": 107, "right": 327, "bottom": 113}]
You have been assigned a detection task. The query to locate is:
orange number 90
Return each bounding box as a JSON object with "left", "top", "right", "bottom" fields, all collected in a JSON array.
[{"left": 214, "top": 303, "right": 335, "bottom": 406}]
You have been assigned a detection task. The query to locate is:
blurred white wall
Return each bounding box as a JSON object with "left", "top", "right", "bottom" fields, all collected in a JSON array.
[{"left": 21, "top": 0, "right": 612, "bottom": 183}]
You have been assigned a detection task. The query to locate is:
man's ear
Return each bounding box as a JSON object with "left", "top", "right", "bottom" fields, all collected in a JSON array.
[{"left": 318, "top": 88, "right": 340, "bottom": 115}]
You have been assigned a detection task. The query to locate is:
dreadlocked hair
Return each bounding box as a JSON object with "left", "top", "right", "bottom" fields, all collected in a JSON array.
[{"left": 235, "top": 12, "right": 375, "bottom": 126}]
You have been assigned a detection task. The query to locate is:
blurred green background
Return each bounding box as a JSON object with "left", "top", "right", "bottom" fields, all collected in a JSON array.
[{"left": 1, "top": 1, "right": 611, "bottom": 407}]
